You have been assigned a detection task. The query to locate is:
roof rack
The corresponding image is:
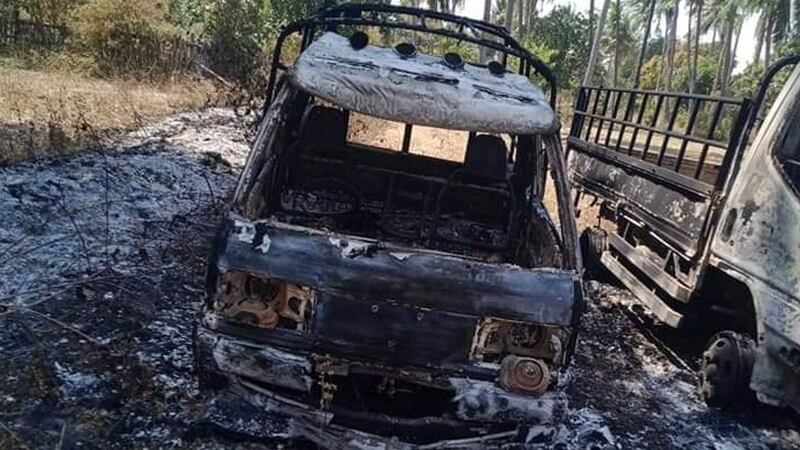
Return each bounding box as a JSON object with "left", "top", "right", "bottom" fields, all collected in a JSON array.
[{"left": 265, "top": 2, "right": 557, "bottom": 109}]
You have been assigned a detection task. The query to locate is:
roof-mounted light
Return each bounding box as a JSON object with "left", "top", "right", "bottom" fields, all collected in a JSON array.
[
  {"left": 488, "top": 61, "right": 505, "bottom": 77},
  {"left": 349, "top": 31, "right": 369, "bottom": 50},
  {"left": 443, "top": 52, "right": 464, "bottom": 70},
  {"left": 394, "top": 42, "right": 417, "bottom": 59}
]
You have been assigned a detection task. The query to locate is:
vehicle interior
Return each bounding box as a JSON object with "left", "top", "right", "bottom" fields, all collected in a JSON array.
[{"left": 252, "top": 93, "right": 564, "bottom": 269}]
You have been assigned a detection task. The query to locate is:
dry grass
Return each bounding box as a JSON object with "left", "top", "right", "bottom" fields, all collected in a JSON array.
[{"left": 0, "top": 66, "right": 220, "bottom": 164}]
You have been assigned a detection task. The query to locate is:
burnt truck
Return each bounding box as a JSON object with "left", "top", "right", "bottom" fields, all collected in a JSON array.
[
  {"left": 194, "top": 4, "right": 582, "bottom": 447},
  {"left": 568, "top": 56, "right": 800, "bottom": 411}
]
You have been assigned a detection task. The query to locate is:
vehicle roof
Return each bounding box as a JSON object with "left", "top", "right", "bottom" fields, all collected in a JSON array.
[{"left": 287, "top": 32, "right": 558, "bottom": 135}]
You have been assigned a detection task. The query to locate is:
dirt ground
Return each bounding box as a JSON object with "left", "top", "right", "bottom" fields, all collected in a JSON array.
[{"left": 1, "top": 110, "right": 799, "bottom": 449}]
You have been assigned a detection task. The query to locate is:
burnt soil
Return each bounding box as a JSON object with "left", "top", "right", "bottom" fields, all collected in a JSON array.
[{"left": 0, "top": 110, "right": 798, "bottom": 449}]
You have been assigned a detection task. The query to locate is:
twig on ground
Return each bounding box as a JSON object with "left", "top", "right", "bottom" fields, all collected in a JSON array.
[
  {"left": 196, "top": 63, "right": 233, "bottom": 88},
  {"left": 0, "top": 236, "right": 72, "bottom": 266},
  {"left": 16, "top": 308, "right": 105, "bottom": 347},
  {"left": 0, "top": 421, "right": 31, "bottom": 450},
  {"left": 56, "top": 422, "right": 66, "bottom": 450},
  {"left": 94, "top": 279, "right": 137, "bottom": 298},
  {"left": 200, "top": 173, "right": 216, "bottom": 204},
  {"left": 0, "top": 274, "right": 113, "bottom": 303},
  {"left": 57, "top": 200, "right": 93, "bottom": 271},
  {"left": 0, "top": 234, "right": 31, "bottom": 262}
]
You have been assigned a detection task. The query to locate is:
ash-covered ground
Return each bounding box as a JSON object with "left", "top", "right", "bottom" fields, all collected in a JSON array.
[{"left": 0, "top": 110, "right": 798, "bottom": 449}]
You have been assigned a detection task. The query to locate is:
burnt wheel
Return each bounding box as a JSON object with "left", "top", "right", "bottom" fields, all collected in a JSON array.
[
  {"left": 699, "top": 331, "right": 756, "bottom": 409},
  {"left": 579, "top": 227, "right": 610, "bottom": 281}
]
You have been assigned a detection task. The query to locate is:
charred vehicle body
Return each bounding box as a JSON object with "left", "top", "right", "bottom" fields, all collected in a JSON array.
[
  {"left": 568, "top": 56, "right": 800, "bottom": 411},
  {"left": 195, "top": 4, "right": 581, "bottom": 447}
]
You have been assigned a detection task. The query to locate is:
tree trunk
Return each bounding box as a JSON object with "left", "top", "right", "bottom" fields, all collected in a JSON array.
[
  {"left": 613, "top": 0, "right": 620, "bottom": 87},
  {"left": 583, "top": 0, "right": 611, "bottom": 86},
  {"left": 480, "top": 0, "right": 493, "bottom": 63},
  {"left": 721, "top": 21, "right": 734, "bottom": 93},
  {"left": 765, "top": 15, "right": 773, "bottom": 68},
  {"left": 712, "top": 21, "right": 728, "bottom": 94},
  {"left": 691, "top": 1, "right": 702, "bottom": 93},
  {"left": 665, "top": 5, "right": 678, "bottom": 92},
  {"left": 505, "top": 0, "right": 515, "bottom": 35},
  {"left": 517, "top": 0, "right": 526, "bottom": 38},
  {"left": 589, "top": 0, "right": 595, "bottom": 48},
  {"left": 724, "top": 23, "right": 742, "bottom": 94},
  {"left": 754, "top": 12, "right": 765, "bottom": 68},
  {"left": 656, "top": 14, "right": 668, "bottom": 90},
  {"left": 525, "top": 0, "right": 537, "bottom": 37},
  {"left": 687, "top": 3, "right": 693, "bottom": 92},
  {"left": 633, "top": 0, "right": 657, "bottom": 88}
]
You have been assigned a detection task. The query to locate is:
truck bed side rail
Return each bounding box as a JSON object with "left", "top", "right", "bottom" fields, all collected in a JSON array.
[
  {"left": 568, "top": 87, "right": 751, "bottom": 197},
  {"left": 568, "top": 88, "right": 752, "bottom": 258}
]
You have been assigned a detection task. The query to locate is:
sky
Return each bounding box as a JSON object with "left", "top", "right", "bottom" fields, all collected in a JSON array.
[{"left": 458, "top": 0, "right": 759, "bottom": 73}]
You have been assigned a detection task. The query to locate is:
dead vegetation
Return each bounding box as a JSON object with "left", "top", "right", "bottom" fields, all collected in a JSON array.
[{"left": 0, "top": 65, "right": 221, "bottom": 164}]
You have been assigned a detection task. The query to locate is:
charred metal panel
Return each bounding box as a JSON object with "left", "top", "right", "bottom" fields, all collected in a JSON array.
[
  {"left": 199, "top": 330, "right": 313, "bottom": 392},
  {"left": 313, "top": 293, "right": 477, "bottom": 366},
  {"left": 215, "top": 217, "right": 577, "bottom": 326},
  {"left": 570, "top": 150, "right": 711, "bottom": 256},
  {"left": 289, "top": 33, "right": 558, "bottom": 135},
  {"left": 709, "top": 64, "right": 800, "bottom": 411},
  {"left": 450, "top": 378, "right": 566, "bottom": 424}
]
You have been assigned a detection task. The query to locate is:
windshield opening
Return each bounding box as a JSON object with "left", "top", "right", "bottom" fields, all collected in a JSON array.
[{"left": 257, "top": 93, "right": 564, "bottom": 269}]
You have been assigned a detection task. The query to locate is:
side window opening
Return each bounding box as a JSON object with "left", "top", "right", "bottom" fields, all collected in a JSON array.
[{"left": 777, "top": 102, "right": 800, "bottom": 189}]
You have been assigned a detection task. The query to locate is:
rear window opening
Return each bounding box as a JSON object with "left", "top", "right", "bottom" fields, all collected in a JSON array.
[{"left": 347, "top": 113, "right": 406, "bottom": 151}]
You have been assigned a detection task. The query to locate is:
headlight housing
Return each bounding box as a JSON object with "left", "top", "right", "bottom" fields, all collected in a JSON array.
[
  {"left": 471, "top": 317, "right": 566, "bottom": 365},
  {"left": 211, "top": 271, "right": 316, "bottom": 332}
]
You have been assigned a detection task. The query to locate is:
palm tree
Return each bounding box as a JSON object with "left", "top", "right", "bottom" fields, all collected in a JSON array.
[
  {"left": 584, "top": 0, "right": 611, "bottom": 85},
  {"left": 505, "top": 0, "right": 516, "bottom": 34},
  {"left": 633, "top": 0, "right": 657, "bottom": 88},
  {"left": 761, "top": 0, "right": 793, "bottom": 66},
  {"left": 691, "top": 0, "right": 703, "bottom": 93},
  {"left": 661, "top": 0, "right": 679, "bottom": 92},
  {"left": 480, "top": 0, "right": 493, "bottom": 62},
  {"left": 614, "top": 0, "right": 621, "bottom": 86},
  {"left": 704, "top": 0, "right": 743, "bottom": 95},
  {"left": 426, "top": 0, "right": 464, "bottom": 14}
]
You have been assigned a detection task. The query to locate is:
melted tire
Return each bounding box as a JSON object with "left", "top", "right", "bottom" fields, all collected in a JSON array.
[
  {"left": 580, "top": 227, "right": 611, "bottom": 282},
  {"left": 699, "top": 331, "right": 756, "bottom": 409}
]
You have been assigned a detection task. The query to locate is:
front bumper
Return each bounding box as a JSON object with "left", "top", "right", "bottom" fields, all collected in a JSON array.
[{"left": 195, "top": 328, "right": 568, "bottom": 447}]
